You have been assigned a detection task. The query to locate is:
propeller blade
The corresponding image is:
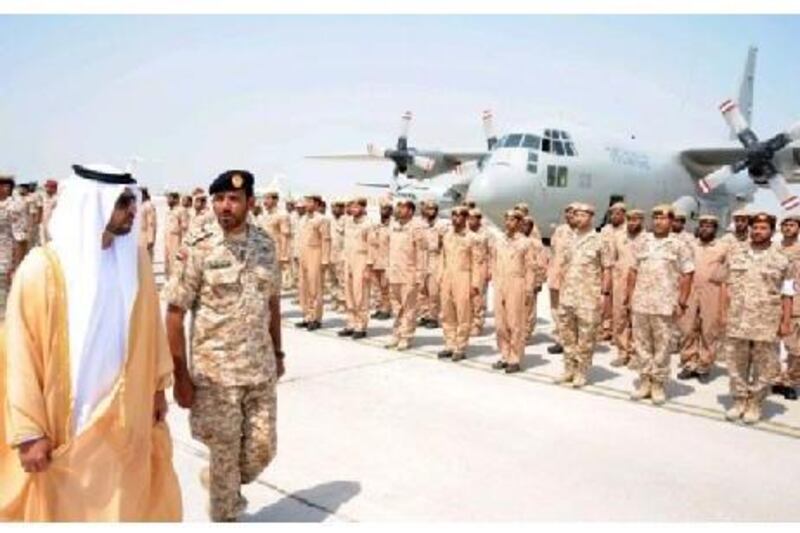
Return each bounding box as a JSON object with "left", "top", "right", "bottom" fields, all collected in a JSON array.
[
  {"left": 398, "top": 111, "right": 412, "bottom": 149},
  {"left": 356, "top": 182, "right": 392, "bottom": 189},
  {"left": 720, "top": 99, "right": 758, "bottom": 148},
  {"left": 698, "top": 164, "right": 737, "bottom": 194},
  {"left": 482, "top": 109, "right": 497, "bottom": 150},
  {"left": 366, "top": 143, "right": 387, "bottom": 158},
  {"left": 785, "top": 120, "right": 800, "bottom": 143},
  {"left": 767, "top": 173, "right": 800, "bottom": 211},
  {"left": 412, "top": 155, "right": 435, "bottom": 171}
]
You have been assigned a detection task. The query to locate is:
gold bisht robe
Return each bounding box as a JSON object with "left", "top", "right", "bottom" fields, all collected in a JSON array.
[{"left": 0, "top": 246, "right": 182, "bottom": 521}]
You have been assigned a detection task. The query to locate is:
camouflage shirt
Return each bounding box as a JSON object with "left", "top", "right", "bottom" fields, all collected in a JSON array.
[
  {"left": 166, "top": 222, "right": 280, "bottom": 387},
  {"left": 559, "top": 229, "right": 613, "bottom": 311},
  {"left": 780, "top": 241, "right": 800, "bottom": 317},
  {"left": 631, "top": 233, "right": 694, "bottom": 316},
  {"left": 0, "top": 197, "right": 27, "bottom": 266},
  {"left": 722, "top": 243, "right": 794, "bottom": 342}
]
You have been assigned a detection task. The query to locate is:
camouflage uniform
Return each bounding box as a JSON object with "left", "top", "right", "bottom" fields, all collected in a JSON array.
[
  {"left": 470, "top": 225, "right": 491, "bottom": 335},
  {"left": 0, "top": 196, "right": 28, "bottom": 319},
  {"left": 522, "top": 232, "right": 547, "bottom": 339},
  {"left": 556, "top": 229, "right": 613, "bottom": 384},
  {"left": 547, "top": 222, "right": 575, "bottom": 342},
  {"left": 369, "top": 218, "right": 392, "bottom": 316},
  {"left": 778, "top": 240, "right": 800, "bottom": 388},
  {"left": 599, "top": 223, "right": 626, "bottom": 340},
  {"left": 719, "top": 243, "right": 793, "bottom": 416},
  {"left": 258, "top": 207, "right": 292, "bottom": 294},
  {"left": 41, "top": 193, "right": 57, "bottom": 244},
  {"left": 164, "top": 205, "right": 184, "bottom": 279},
  {"left": 609, "top": 227, "right": 646, "bottom": 365},
  {"left": 630, "top": 233, "right": 694, "bottom": 393},
  {"left": 166, "top": 221, "right": 280, "bottom": 522},
  {"left": 329, "top": 213, "right": 347, "bottom": 311}
]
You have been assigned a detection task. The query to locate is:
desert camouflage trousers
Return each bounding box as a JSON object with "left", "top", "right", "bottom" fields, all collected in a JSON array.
[
  {"left": 777, "top": 318, "right": 800, "bottom": 387},
  {"left": 632, "top": 313, "right": 674, "bottom": 385},
  {"left": 723, "top": 337, "right": 779, "bottom": 403},
  {"left": 557, "top": 305, "right": 601, "bottom": 375}
]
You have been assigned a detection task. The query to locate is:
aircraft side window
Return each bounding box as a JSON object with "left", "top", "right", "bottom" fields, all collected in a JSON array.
[
  {"left": 541, "top": 138, "right": 551, "bottom": 153},
  {"left": 527, "top": 163, "right": 538, "bottom": 174},
  {"left": 547, "top": 165, "right": 557, "bottom": 186},
  {"left": 557, "top": 166, "right": 568, "bottom": 187},
  {"left": 552, "top": 130, "right": 561, "bottom": 140},
  {"left": 522, "top": 134, "right": 540, "bottom": 149},
  {"left": 544, "top": 129, "right": 552, "bottom": 138},
  {"left": 553, "top": 141, "right": 565, "bottom": 156},
  {"left": 565, "top": 142, "right": 576, "bottom": 157},
  {"left": 504, "top": 134, "right": 523, "bottom": 148},
  {"left": 562, "top": 131, "right": 571, "bottom": 140}
]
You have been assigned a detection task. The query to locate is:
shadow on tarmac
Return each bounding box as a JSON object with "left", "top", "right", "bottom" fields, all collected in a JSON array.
[{"left": 242, "top": 480, "right": 361, "bottom": 522}]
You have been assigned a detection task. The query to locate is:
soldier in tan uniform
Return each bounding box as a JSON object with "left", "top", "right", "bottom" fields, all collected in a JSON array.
[
  {"left": 520, "top": 215, "right": 547, "bottom": 340},
  {"left": 555, "top": 203, "right": 613, "bottom": 388},
  {"left": 0, "top": 175, "right": 28, "bottom": 319},
  {"left": 547, "top": 204, "right": 577, "bottom": 354},
  {"left": 17, "top": 183, "right": 40, "bottom": 255},
  {"left": 40, "top": 179, "right": 58, "bottom": 244},
  {"left": 188, "top": 188, "right": 214, "bottom": 234},
  {"left": 627, "top": 205, "right": 694, "bottom": 405},
  {"left": 491, "top": 210, "right": 538, "bottom": 373},
  {"left": 513, "top": 202, "right": 543, "bottom": 241},
  {"left": 166, "top": 170, "right": 284, "bottom": 522},
  {"left": 135, "top": 187, "right": 156, "bottom": 262},
  {"left": 671, "top": 211, "right": 695, "bottom": 246},
  {"left": 468, "top": 208, "right": 491, "bottom": 336},
  {"left": 717, "top": 212, "right": 794, "bottom": 424},
  {"left": 290, "top": 199, "right": 307, "bottom": 293},
  {"left": 369, "top": 199, "right": 393, "bottom": 321},
  {"left": 328, "top": 199, "right": 347, "bottom": 312},
  {"left": 719, "top": 208, "right": 750, "bottom": 249},
  {"left": 296, "top": 195, "right": 331, "bottom": 330},
  {"left": 418, "top": 200, "right": 446, "bottom": 328},
  {"left": 437, "top": 206, "right": 485, "bottom": 361},
  {"left": 258, "top": 191, "right": 292, "bottom": 293},
  {"left": 163, "top": 192, "right": 184, "bottom": 278},
  {"left": 386, "top": 199, "right": 427, "bottom": 351},
  {"left": 338, "top": 197, "right": 373, "bottom": 339},
  {"left": 179, "top": 193, "right": 192, "bottom": 232},
  {"left": 773, "top": 214, "right": 800, "bottom": 400},
  {"left": 608, "top": 209, "right": 646, "bottom": 367},
  {"left": 599, "top": 202, "right": 627, "bottom": 341},
  {"left": 677, "top": 215, "right": 726, "bottom": 383}
]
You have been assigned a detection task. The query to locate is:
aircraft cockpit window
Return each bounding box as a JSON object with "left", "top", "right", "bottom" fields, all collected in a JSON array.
[
  {"left": 565, "top": 142, "right": 576, "bottom": 156},
  {"left": 521, "top": 134, "right": 540, "bottom": 149},
  {"left": 541, "top": 138, "right": 551, "bottom": 153},
  {"left": 552, "top": 130, "right": 561, "bottom": 140},
  {"left": 544, "top": 129, "right": 552, "bottom": 138},
  {"left": 503, "top": 134, "right": 523, "bottom": 148},
  {"left": 553, "top": 140, "right": 565, "bottom": 156},
  {"left": 561, "top": 131, "right": 571, "bottom": 140}
]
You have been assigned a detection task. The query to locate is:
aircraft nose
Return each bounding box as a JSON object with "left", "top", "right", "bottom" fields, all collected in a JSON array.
[{"left": 467, "top": 167, "right": 518, "bottom": 221}]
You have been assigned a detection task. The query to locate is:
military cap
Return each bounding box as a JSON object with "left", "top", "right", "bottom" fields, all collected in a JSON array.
[
  {"left": 782, "top": 214, "right": 800, "bottom": 224},
  {"left": 264, "top": 190, "right": 280, "bottom": 199},
  {"left": 468, "top": 208, "right": 483, "bottom": 218},
  {"left": 731, "top": 208, "right": 750, "bottom": 219},
  {"left": 750, "top": 211, "right": 777, "bottom": 228},
  {"left": 44, "top": 179, "right": 58, "bottom": 189},
  {"left": 697, "top": 214, "right": 719, "bottom": 224},
  {"left": 331, "top": 197, "right": 346, "bottom": 206},
  {"left": 609, "top": 202, "right": 627, "bottom": 212},
  {"left": 424, "top": 199, "right": 439, "bottom": 208},
  {"left": 395, "top": 198, "right": 415, "bottom": 207},
  {"left": 522, "top": 215, "right": 534, "bottom": 225},
  {"left": 651, "top": 204, "right": 675, "bottom": 217},
  {"left": 462, "top": 200, "right": 477, "bottom": 209},
  {"left": 504, "top": 209, "right": 523, "bottom": 220},
  {"left": 304, "top": 194, "right": 323, "bottom": 204},
  {"left": 674, "top": 210, "right": 688, "bottom": 221},
  {"left": 573, "top": 202, "right": 595, "bottom": 214},
  {"left": 192, "top": 187, "right": 207, "bottom": 198},
  {"left": 565, "top": 203, "right": 578, "bottom": 212},
  {"left": 209, "top": 170, "right": 254, "bottom": 197},
  {"left": 626, "top": 208, "right": 645, "bottom": 218},
  {"left": 514, "top": 202, "right": 530, "bottom": 214},
  {"left": 451, "top": 206, "right": 469, "bottom": 216},
  {"left": 349, "top": 196, "right": 368, "bottom": 207},
  {"left": 379, "top": 197, "right": 394, "bottom": 208},
  {"left": 0, "top": 174, "right": 15, "bottom": 187}
]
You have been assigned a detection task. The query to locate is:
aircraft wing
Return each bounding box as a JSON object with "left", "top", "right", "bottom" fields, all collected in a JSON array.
[
  {"left": 442, "top": 152, "right": 487, "bottom": 164},
  {"left": 679, "top": 147, "right": 747, "bottom": 179},
  {"left": 307, "top": 154, "right": 384, "bottom": 162}
]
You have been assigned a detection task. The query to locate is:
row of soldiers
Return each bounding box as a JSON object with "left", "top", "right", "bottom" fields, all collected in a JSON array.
[{"left": 242, "top": 191, "right": 798, "bottom": 426}]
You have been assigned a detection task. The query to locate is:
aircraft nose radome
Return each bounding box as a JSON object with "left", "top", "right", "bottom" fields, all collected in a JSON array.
[{"left": 468, "top": 168, "right": 512, "bottom": 210}]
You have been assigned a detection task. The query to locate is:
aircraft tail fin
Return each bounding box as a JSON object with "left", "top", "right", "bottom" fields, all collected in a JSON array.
[{"left": 732, "top": 46, "right": 757, "bottom": 139}]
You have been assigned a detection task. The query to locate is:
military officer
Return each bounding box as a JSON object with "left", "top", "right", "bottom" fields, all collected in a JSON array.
[
  {"left": 386, "top": 199, "right": 427, "bottom": 351},
  {"left": 720, "top": 208, "right": 750, "bottom": 249},
  {"left": 259, "top": 191, "right": 292, "bottom": 293},
  {"left": 773, "top": 214, "right": 800, "bottom": 400},
  {"left": 627, "top": 205, "right": 694, "bottom": 405},
  {"left": 677, "top": 214, "right": 726, "bottom": 383},
  {"left": 164, "top": 191, "right": 184, "bottom": 278},
  {"left": 296, "top": 195, "right": 331, "bottom": 330},
  {"left": 0, "top": 174, "right": 28, "bottom": 319},
  {"left": 369, "top": 198, "right": 393, "bottom": 320},
  {"left": 716, "top": 212, "right": 794, "bottom": 424},
  {"left": 166, "top": 170, "right": 284, "bottom": 522},
  {"left": 437, "top": 206, "right": 485, "bottom": 361},
  {"left": 491, "top": 210, "right": 537, "bottom": 373},
  {"left": 468, "top": 208, "right": 491, "bottom": 336},
  {"left": 547, "top": 203, "right": 577, "bottom": 354},
  {"left": 339, "top": 197, "right": 373, "bottom": 339},
  {"left": 555, "top": 203, "right": 613, "bottom": 388},
  {"left": 599, "top": 202, "right": 627, "bottom": 341}
]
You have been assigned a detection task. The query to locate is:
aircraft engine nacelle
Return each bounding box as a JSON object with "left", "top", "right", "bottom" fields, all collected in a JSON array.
[{"left": 672, "top": 196, "right": 699, "bottom": 220}]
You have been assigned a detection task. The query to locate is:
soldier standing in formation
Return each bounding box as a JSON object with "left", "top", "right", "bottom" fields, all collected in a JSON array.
[
  {"left": 491, "top": 209, "right": 537, "bottom": 373},
  {"left": 296, "top": 195, "right": 331, "bottom": 330},
  {"left": 258, "top": 191, "right": 292, "bottom": 294},
  {"left": 437, "top": 206, "right": 485, "bottom": 362},
  {"left": 163, "top": 191, "right": 184, "bottom": 278},
  {"left": 547, "top": 203, "right": 576, "bottom": 354},
  {"left": 677, "top": 214, "right": 726, "bottom": 383},
  {"left": 339, "top": 197, "right": 372, "bottom": 339},
  {"left": 468, "top": 208, "right": 491, "bottom": 336},
  {"left": 369, "top": 198, "right": 393, "bottom": 320},
  {"left": 290, "top": 198, "right": 307, "bottom": 294},
  {"left": 608, "top": 208, "right": 645, "bottom": 367},
  {"left": 385, "top": 199, "right": 427, "bottom": 351},
  {"left": 775, "top": 214, "right": 800, "bottom": 400},
  {"left": 627, "top": 205, "right": 694, "bottom": 405},
  {"left": 139, "top": 187, "right": 157, "bottom": 262},
  {"left": 599, "top": 202, "right": 627, "bottom": 341},
  {"left": 0, "top": 175, "right": 28, "bottom": 320},
  {"left": 166, "top": 170, "right": 284, "bottom": 522},
  {"left": 418, "top": 200, "right": 445, "bottom": 328},
  {"left": 520, "top": 215, "right": 547, "bottom": 340},
  {"left": 720, "top": 208, "right": 750, "bottom": 248},
  {"left": 328, "top": 199, "right": 347, "bottom": 312},
  {"left": 717, "top": 212, "right": 793, "bottom": 424},
  {"left": 40, "top": 179, "right": 58, "bottom": 244}
]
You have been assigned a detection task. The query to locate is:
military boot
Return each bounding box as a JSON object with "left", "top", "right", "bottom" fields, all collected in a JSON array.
[
  {"left": 650, "top": 381, "right": 667, "bottom": 405},
  {"left": 397, "top": 339, "right": 411, "bottom": 351},
  {"left": 630, "top": 377, "right": 652, "bottom": 401},
  {"left": 742, "top": 398, "right": 763, "bottom": 425},
  {"left": 384, "top": 338, "right": 399, "bottom": 349},
  {"left": 609, "top": 355, "right": 629, "bottom": 368},
  {"left": 571, "top": 371, "right": 588, "bottom": 389},
  {"left": 725, "top": 398, "right": 747, "bottom": 421},
  {"left": 555, "top": 364, "right": 575, "bottom": 386}
]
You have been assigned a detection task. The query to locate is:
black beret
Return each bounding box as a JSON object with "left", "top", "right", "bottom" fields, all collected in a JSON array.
[
  {"left": 209, "top": 170, "right": 254, "bottom": 197},
  {"left": 0, "top": 174, "right": 15, "bottom": 187}
]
